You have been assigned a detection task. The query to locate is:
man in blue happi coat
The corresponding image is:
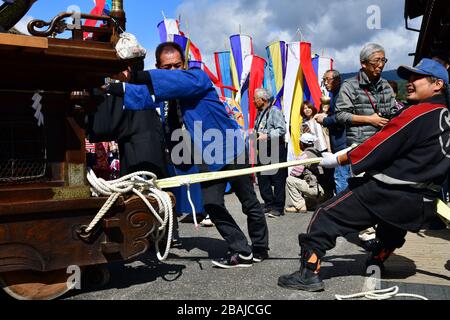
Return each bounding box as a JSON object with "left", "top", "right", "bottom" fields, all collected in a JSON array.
[{"left": 110, "top": 42, "right": 269, "bottom": 268}]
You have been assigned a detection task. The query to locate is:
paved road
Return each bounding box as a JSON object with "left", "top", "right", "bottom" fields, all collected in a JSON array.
[
  {"left": 2, "top": 188, "right": 446, "bottom": 301},
  {"left": 62, "top": 190, "right": 372, "bottom": 300}
]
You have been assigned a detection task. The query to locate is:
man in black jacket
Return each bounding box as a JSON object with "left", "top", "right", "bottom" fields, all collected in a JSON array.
[
  {"left": 86, "top": 59, "right": 167, "bottom": 178},
  {"left": 278, "top": 58, "right": 450, "bottom": 292}
]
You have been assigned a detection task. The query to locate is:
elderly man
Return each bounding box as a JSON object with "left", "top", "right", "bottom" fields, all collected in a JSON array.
[
  {"left": 335, "top": 43, "right": 397, "bottom": 248},
  {"left": 278, "top": 58, "right": 450, "bottom": 292},
  {"left": 336, "top": 43, "right": 396, "bottom": 143},
  {"left": 254, "top": 88, "right": 288, "bottom": 218},
  {"left": 118, "top": 42, "right": 270, "bottom": 267},
  {"left": 315, "top": 69, "right": 350, "bottom": 194}
]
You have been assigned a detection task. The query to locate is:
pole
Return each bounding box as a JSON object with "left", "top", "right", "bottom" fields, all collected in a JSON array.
[{"left": 110, "top": 0, "right": 126, "bottom": 32}]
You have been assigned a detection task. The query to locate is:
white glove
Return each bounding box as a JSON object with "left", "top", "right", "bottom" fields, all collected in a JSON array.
[{"left": 320, "top": 152, "right": 340, "bottom": 169}]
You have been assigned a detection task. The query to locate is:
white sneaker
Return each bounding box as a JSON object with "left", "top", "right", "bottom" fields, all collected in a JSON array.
[{"left": 200, "top": 218, "right": 215, "bottom": 227}]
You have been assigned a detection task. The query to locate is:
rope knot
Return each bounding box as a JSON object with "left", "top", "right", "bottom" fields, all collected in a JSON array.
[{"left": 86, "top": 169, "right": 174, "bottom": 261}]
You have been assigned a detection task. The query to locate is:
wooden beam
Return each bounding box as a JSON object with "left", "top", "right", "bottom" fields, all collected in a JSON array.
[{"left": 0, "top": 33, "right": 47, "bottom": 50}]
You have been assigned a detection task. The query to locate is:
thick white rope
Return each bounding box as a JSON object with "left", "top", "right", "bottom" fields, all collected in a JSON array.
[
  {"left": 335, "top": 286, "right": 428, "bottom": 300},
  {"left": 177, "top": 178, "right": 199, "bottom": 230},
  {"left": 86, "top": 169, "right": 173, "bottom": 261}
]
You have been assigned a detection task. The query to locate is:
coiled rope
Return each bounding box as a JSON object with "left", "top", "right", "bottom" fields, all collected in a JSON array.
[
  {"left": 335, "top": 286, "right": 428, "bottom": 300},
  {"left": 86, "top": 169, "right": 174, "bottom": 261}
]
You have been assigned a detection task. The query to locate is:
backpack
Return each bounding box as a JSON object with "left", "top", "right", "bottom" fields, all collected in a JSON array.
[{"left": 303, "top": 147, "right": 335, "bottom": 194}]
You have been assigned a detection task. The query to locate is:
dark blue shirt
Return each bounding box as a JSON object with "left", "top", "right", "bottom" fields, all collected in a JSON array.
[{"left": 322, "top": 88, "right": 347, "bottom": 152}]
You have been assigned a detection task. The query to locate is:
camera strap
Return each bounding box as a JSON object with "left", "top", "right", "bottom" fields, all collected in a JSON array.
[{"left": 364, "top": 88, "right": 378, "bottom": 113}]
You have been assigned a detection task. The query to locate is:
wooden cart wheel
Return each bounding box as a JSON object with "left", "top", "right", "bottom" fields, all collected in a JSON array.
[
  {"left": 83, "top": 264, "right": 110, "bottom": 288},
  {"left": 0, "top": 269, "right": 73, "bottom": 300}
]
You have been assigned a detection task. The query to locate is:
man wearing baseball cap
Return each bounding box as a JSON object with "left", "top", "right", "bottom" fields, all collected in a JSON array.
[{"left": 278, "top": 58, "right": 450, "bottom": 292}]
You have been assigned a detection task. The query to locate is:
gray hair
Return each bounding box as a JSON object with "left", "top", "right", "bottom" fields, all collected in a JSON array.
[
  {"left": 324, "top": 69, "right": 341, "bottom": 81},
  {"left": 360, "top": 43, "right": 385, "bottom": 62},
  {"left": 254, "top": 88, "right": 272, "bottom": 101}
]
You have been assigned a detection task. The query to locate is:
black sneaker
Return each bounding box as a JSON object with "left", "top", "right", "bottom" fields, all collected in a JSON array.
[
  {"left": 212, "top": 253, "right": 253, "bottom": 269},
  {"left": 253, "top": 251, "right": 269, "bottom": 263},
  {"left": 170, "top": 232, "right": 183, "bottom": 249},
  {"left": 268, "top": 210, "right": 283, "bottom": 218},
  {"left": 278, "top": 269, "right": 324, "bottom": 292},
  {"left": 360, "top": 238, "right": 380, "bottom": 252},
  {"left": 263, "top": 205, "right": 272, "bottom": 214}
]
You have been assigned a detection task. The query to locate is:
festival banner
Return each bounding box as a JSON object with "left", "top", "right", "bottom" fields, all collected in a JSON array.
[
  {"left": 157, "top": 18, "right": 181, "bottom": 43},
  {"left": 214, "top": 51, "right": 234, "bottom": 98},
  {"left": 229, "top": 34, "right": 254, "bottom": 93},
  {"left": 283, "top": 42, "right": 304, "bottom": 160},
  {"left": 266, "top": 41, "right": 287, "bottom": 110}
]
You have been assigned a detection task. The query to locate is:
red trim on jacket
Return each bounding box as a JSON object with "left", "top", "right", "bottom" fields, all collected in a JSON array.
[{"left": 349, "top": 103, "right": 445, "bottom": 166}]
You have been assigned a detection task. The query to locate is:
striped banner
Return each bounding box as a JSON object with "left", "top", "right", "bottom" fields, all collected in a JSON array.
[
  {"left": 103, "top": 0, "right": 112, "bottom": 14},
  {"left": 313, "top": 55, "right": 334, "bottom": 97},
  {"left": 158, "top": 19, "right": 236, "bottom": 95},
  {"left": 229, "top": 34, "right": 254, "bottom": 93},
  {"left": 214, "top": 51, "right": 234, "bottom": 98},
  {"left": 300, "top": 42, "right": 322, "bottom": 111},
  {"left": 167, "top": 33, "right": 191, "bottom": 66},
  {"left": 188, "top": 60, "right": 203, "bottom": 69},
  {"left": 157, "top": 19, "right": 181, "bottom": 43},
  {"left": 83, "top": 0, "right": 108, "bottom": 39},
  {"left": 236, "top": 55, "right": 252, "bottom": 131},
  {"left": 283, "top": 42, "right": 304, "bottom": 160},
  {"left": 266, "top": 41, "right": 287, "bottom": 110},
  {"left": 235, "top": 54, "right": 265, "bottom": 131},
  {"left": 248, "top": 56, "right": 266, "bottom": 130},
  {"left": 221, "top": 96, "right": 245, "bottom": 130}
]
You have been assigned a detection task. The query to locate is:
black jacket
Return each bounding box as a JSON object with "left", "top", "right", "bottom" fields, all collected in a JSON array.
[
  {"left": 348, "top": 95, "right": 450, "bottom": 231},
  {"left": 86, "top": 88, "right": 167, "bottom": 178}
]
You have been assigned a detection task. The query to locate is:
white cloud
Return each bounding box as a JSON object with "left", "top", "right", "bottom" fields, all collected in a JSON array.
[
  {"left": 175, "top": 0, "right": 422, "bottom": 73},
  {"left": 13, "top": 15, "right": 34, "bottom": 35}
]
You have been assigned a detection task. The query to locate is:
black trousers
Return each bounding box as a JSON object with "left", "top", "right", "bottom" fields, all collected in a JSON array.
[
  {"left": 299, "top": 188, "right": 407, "bottom": 258},
  {"left": 256, "top": 142, "right": 288, "bottom": 213},
  {"left": 201, "top": 162, "right": 269, "bottom": 256}
]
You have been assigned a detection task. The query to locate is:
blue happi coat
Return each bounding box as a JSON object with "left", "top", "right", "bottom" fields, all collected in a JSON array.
[{"left": 123, "top": 68, "right": 245, "bottom": 172}]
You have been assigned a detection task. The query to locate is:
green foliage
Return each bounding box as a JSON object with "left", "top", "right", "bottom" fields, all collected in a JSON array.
[{"left": 396, "top": 80, "right": 408, "bottom": 102}]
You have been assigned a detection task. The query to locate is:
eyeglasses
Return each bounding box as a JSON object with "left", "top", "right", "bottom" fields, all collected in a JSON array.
[
  {"left": 322, "top": 77, "right": 336, "bottom": 83},
  {"left": 368, "top": 57, "right": 388, "bottom": 66}
]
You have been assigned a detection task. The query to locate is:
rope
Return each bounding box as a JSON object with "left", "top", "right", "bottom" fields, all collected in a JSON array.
[
  {"left": 180, "top": 180, "right": 199, "bottom": 230},
  {"left": 85, "top": 169, "right": 174, "bottom": 261},
  {"left": 155, "top": 158, "right": 324, "bottom": 189},
  {"left": 335, "top": 286, "right": 428, "bottom": 300},
  {"left": 152, "top": 158, "right": 325, "bottom": 231}
]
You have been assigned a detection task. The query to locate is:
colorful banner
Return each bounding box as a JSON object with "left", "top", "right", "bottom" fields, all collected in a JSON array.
[
  {"left": 314, "top": 55, "right": 334, "bottom": 96},
  {"left": 103, "top": 0, "right": 112, "bottom": 15},
  {"left": 248, "top": 56, "right": 267, "bottom": 130},
  {"left": 230, "top": 34, "right": 254, "bottom": 93},
  {"left": 283, "top": 42, "right": 304, "bottom": 159},
  {"left": 188, "top": 60, "right": 203, "bottom": 69},
  {"left": 300, "top": 42, "right": 323, "bottom": 111},
  {"left": 235, "top": 54, "right": 265, "bottom": 131},
  {"left": 166, "top": 33, "right": 191, "bottom": 67},
  {"left": 221, "top": 96, "right": 245, "bottom": 130},
  {"left": 157, "top": 19, "right": 181, "bottom": 43},
  {"left": 266, "top": 41, "right": 287, "bottom": 110},
  {"left": 214, "top": 51, "right": 234, "bottom": 98},
  {"left": 83, "top": 0, "right": 107, "bottom": 39}
]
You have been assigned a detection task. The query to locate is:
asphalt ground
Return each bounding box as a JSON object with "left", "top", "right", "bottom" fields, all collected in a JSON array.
[
  {"left": 1, "top": 188, "right": 447, "bottom": 302},
  {"left": 62, "top": 189, "right": 372, "bottom": 301}
]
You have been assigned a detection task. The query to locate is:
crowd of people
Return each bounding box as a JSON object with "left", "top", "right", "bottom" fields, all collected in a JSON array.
[{"left": 84, "top": 40, "right": 450, "bottom": 292}]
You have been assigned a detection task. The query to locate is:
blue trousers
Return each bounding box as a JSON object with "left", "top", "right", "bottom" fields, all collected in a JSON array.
[{"left": 334, "top": 165, "right": 351, "bottom": 195}]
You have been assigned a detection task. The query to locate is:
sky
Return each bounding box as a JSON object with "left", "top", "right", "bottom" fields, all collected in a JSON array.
[{"left": 13, "top": 0, "right": 423, "bottom": 73}]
